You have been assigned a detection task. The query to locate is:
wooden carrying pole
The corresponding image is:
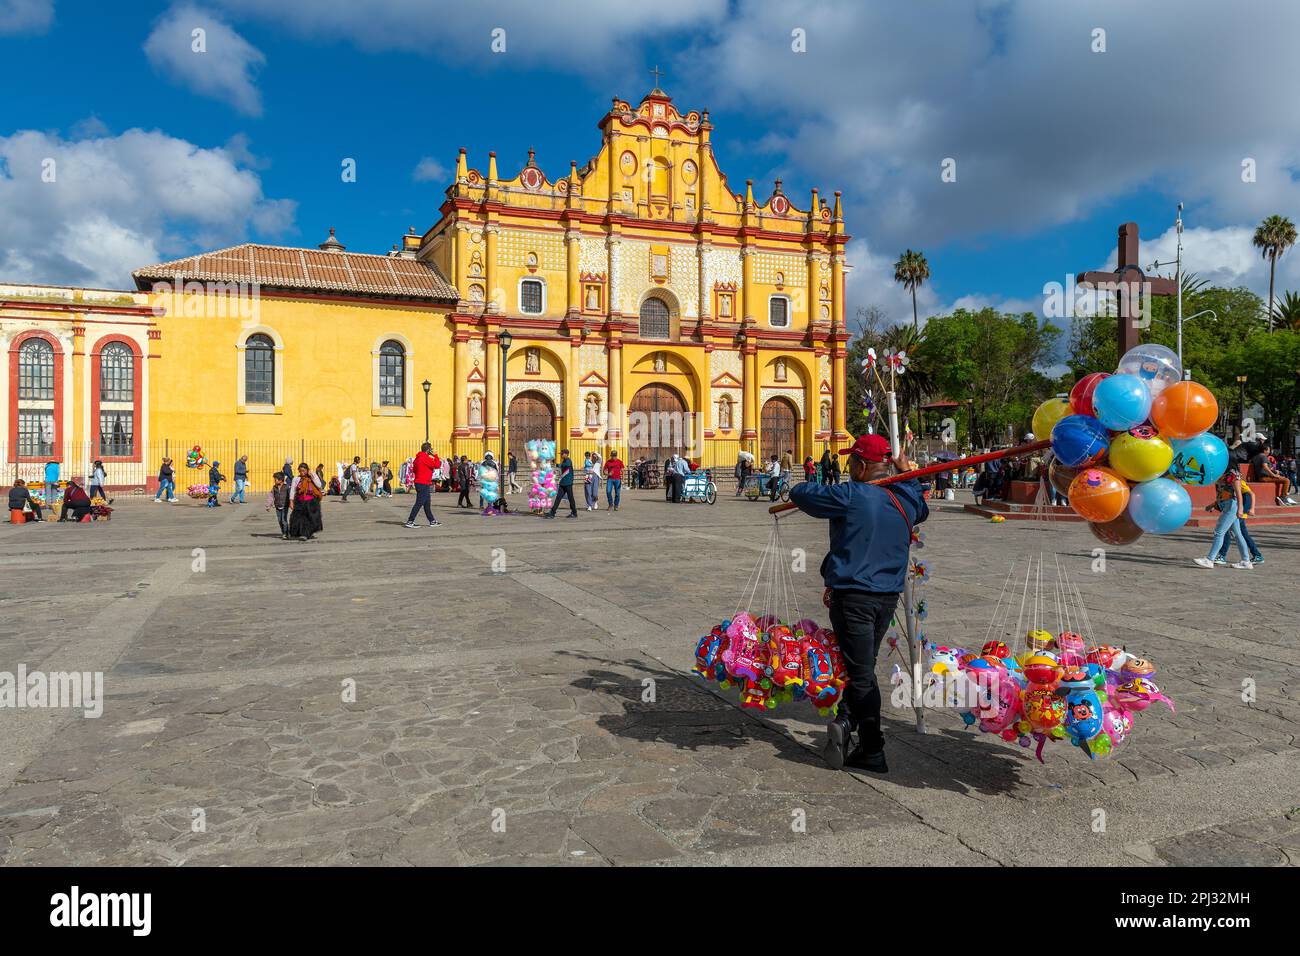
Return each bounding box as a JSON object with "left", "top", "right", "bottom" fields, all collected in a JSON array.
[{"left": 766, "top": 438, "right": 1051, "bottom": 517}]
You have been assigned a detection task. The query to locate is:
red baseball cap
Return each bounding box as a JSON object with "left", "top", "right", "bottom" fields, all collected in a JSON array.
[{"left": 838, "top": 433, "right": 892, "bottom": 462}]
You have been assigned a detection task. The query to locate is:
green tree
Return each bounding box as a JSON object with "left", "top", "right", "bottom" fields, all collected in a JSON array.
[
  {"left": 1252, "top": 214, "right": 1297, "bottom": 329},
  {"left": 1221, "top": 330, "right": 1300, "bottom": 451},
  {"left": 893, "top": 249, "right": 930, "bottom": 333},
  {"left": 1270, "top": 290, "right": 1300, "bottom": 330},
  {"left": 917, "top": 307, "right": 1060, "bottom": 448}
]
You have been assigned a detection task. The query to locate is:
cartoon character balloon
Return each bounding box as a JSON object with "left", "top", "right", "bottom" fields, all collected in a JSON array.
[{"left": 1117, "top": 343, "right": 1182, "bottom": 399}]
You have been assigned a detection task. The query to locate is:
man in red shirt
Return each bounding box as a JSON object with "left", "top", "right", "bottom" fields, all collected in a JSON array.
[
  {"left": 605, "top": 451, "right": 624, "bottom": 511},
  {"left": 405, "top": 442, "right": 442, "bottom": 528}
]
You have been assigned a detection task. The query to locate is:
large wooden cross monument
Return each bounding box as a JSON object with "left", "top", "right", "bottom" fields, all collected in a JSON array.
[{"left": 1077, "top": 222, "right": 1177, "bottom": 355}]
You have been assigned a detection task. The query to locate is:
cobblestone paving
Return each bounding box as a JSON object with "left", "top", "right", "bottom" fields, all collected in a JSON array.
[{"left": 0, "top": 488, "right": 1296, "bottom": 866}]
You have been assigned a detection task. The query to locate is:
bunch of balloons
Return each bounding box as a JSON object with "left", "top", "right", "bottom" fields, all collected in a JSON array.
[
  {"left": 186, "top": 445, "right": 208, "bottom": 469},
  {"left": 943, "top": 632, "right": 1174, "bottom": 762},
  {"left": 526, "top": 439, "right": 557, "bottom": 514},
  {"left": 1033, "top": 344, "right": 1226, "bottom": 544},
  {"left": 477, "top": 460, "right": 500, "bottom": 511},
  {"left": 692, "top": 612, "right": 847, "bottom": 715}
]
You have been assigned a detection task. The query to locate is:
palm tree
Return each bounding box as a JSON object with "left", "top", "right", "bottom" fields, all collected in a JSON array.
[
  {"left": 893, "top": 249, "right": 930, "bottom": 333},
  {"left": 1252, "top": 215, "right": 1297, "bottom": 329},
  {"left": 1272, "top": 290, "right": 1300, "bottom": 330}
]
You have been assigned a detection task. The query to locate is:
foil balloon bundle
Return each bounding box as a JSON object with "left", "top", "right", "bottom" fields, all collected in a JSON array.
[
  {"left": 1035, "top": 343, "right": 1226, "bottom": 545},
  {"left": 947, "top": 631, "right": 1174, "bottom": 762},
  {"left": 692, "top": 612, "right": 847, "bottom": 715},
  {"left": 526, "top": 439, "right": 557, "bottom": 514}
]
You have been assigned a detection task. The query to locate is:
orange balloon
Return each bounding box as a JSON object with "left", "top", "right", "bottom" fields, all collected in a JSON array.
[
  {"left": 1150, "top": 381, "right": 1218, "bottom": 439},
  {"left": 1068, "top": 466, "right": 1131, "bottom": 522}
]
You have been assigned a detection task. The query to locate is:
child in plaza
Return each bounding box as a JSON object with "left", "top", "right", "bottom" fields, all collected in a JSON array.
[
  {"left": 266, "top": 471, "right": 291, "bottom": 539},
  {"left": 207, "top": 461, "right": 226, "bottom": 508},
  {"left": 1195, "top": 467, "right": 1254, "bottom": 569}
]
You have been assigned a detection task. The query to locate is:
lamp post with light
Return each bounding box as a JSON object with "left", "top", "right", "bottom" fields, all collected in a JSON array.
[
  {"left": 498, "top": 330, "right": 512, "bottom": 486},
  {"left": 422, "top": 380, "right": 431, "bottom": 443}
]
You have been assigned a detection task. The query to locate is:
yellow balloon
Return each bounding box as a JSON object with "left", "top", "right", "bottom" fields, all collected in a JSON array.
[
  {"left": 1031, "top": 396, "right": 1072, "bottom": 439},
  {"left": 1108, "top": 427, "right": 1173, "bottom": 482}
]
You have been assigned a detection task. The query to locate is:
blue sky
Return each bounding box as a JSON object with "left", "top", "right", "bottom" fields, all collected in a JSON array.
[{"left": 3, "top": 0, "right": 1299, "bottom": 327}]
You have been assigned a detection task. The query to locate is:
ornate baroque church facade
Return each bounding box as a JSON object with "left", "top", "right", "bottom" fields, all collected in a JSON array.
[{"left": 0, "top": 87, "right": 849, "bottom": 484}]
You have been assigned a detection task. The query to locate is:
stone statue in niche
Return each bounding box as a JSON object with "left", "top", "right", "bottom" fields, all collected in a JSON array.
[
  {"left": 719, "top": 294, "right": 732, "bottom": 317},
  {"left": 775, "top": 358, "right": 787, "bottom": 382},
  {"left": 585, "top": 286, "right": 600, "bottom": 311},
  {"left": 653, "top": 353, "right": 666, "bottom": 373},
  {"left": 718, "top": 398, "right": 732, "bottom": 430},
  {"left": 525, "top": 348, "right": 540, "bottom": 374},
  {"left": 585, "top": 394, "right": 600, "bottom": 427},
  {"left": 820, "top": 403, "right": 830, "bottom": 432},
  {"left": 469, "top": 393, "right": 483, "bottom": 427}
]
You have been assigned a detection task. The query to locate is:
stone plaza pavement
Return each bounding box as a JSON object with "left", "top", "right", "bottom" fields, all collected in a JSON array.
[{"left": 1, "top": 484, "right": 1297, "bottom": 867}]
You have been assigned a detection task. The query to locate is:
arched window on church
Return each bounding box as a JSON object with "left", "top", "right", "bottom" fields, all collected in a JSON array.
[
  {"left": 244, "top": 334, "right": 275, "bottom": 405},
  {"left": 379, "top": 340, "right": 405, "bottom": 407},
  {"left": 639, "top": 297, "right": 671, "bottom": 340},
  {"left": 17, "top": 338, "right": 55, "bottom": 458},
  {"left": 98, "top": 342, "right": 136, "bottom": 457}
]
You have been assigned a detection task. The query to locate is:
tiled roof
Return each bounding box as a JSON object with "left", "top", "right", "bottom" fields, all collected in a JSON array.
[{"left": 132, "top": 243, "right": 460, "bottom": 302}]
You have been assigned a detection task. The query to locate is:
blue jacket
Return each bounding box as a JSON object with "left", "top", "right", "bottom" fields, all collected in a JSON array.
[
  {"left": 789, "top": 479, "right": 928, "bottom": 594},
  {"left": 558, "top": 457, "right": 574, "bottom": 487}
]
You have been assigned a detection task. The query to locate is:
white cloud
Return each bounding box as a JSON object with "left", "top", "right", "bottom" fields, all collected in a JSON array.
[
  {"left": 412, "top": 157, "right": 446, "bottom": 183},
  {"left": 0, "top": 128, "right": 295, "bottom": 288},
  {"left": 145, "top": 3, "right": 265, "bottom": 116},
  {"left": 0, "top": 0, "right": 53, "bottom": 35},
  {"left": 214, "top": 0, "right": 727, "bottom": 68}
]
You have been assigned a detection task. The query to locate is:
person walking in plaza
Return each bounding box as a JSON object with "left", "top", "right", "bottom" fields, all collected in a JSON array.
[
  {"left": 1206, "top": 468, "right": 1263, "bottom": 566},
  {"left": 266, "top": 471, "right": 291, "bottom": 539},
  {"left": 819, "top": 448, "right": 834, "bottom": 486},
  {"left": 288, "top": 463, "right": 324, "bottom": 541},
  {"left": 545, "top": 448, "right": 578, "bottom": 518},
  {"left": 456, "top": 455, "right": 474, "bottom": 508},
  {"left": 206, "top": 460, "right": 226, "bottom": 508},
  {"left": 341, "top": 456, "right": 368, "bottom": 502},
  {"left": 88, "top": 460, "right": 109, "bottom": 502},
  {"left": 154, "top": 456, "right": 177, "bottom": 503},
  {"left": 583, "top": 452, "right": 600, "bottom": 510},
  {"left": 379, "top": 461, "right": 393, "bottom": 497},
  {"left": 804, "top": 455, "right": 816, "bottom": 483},
  {"left": 229, "top": 455, "right": 249, "bottom": 503},
  {"left": 507, "top": 451, "right": 521, "bottom": 494},
  {"left": 9, "top": 479, "right": 45, "bottom": 521},
  {"left": 405, "top": 442, "right": 441, "bottom": 528},
  {"left": 790, "top": 433, "right": 928, "bottom": 774},
  {"left": 829, "top": 454, "right": 841, "bottom": 485},
  {"left": 1195, "top": 467, "right": 1254, "bottom": 569},
  {"left": 605, "top": 450, "right": 623, "bottom": 511}
]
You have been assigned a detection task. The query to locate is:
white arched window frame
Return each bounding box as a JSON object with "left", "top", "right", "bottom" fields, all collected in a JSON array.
[
  {"left": 518, "top": 277, "right": 547, "bottom": 316},
  {"left": 768, "top": 294, "right": 792, "bottom": 329},
  {"left": 372, "top": 333, "right": 414, "bottom": 416},
  {"left": 236, "top": 326, "right": 284, "bottom": 413}
]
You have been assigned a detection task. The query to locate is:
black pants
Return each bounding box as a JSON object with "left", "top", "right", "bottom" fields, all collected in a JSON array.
[
  {"left": 549, "top": 484, "right": 577, "bottom": 516},
  {"left": 827, "top": 589, "right": 900, "bottom": 753},
  {"left": 457, "top": 483, "right": 472, "bottom": 507},
  {"left": 408, "top": 483, "right": 433, "bottom": 523},
  {"left": 342, "top": 480, "right": 366, "bottom": 501},
  {"left": 668, "top": 473, "right": 682, "bottom": 502}
]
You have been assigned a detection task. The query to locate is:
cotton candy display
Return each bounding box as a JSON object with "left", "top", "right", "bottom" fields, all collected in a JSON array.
[
  {"left": 692, "top": 612, "right": 847, "bottom": 715},
  {"left": 527, "top": 439, "right": 557, "bottom": 513},
  {"left": 477, "top": 461, "right": 500, "bottom": 509}
]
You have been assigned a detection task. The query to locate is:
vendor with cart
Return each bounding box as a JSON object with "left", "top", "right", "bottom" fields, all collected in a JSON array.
[{"left": 789, "top": 433, "right": 928, "bottom": 774}]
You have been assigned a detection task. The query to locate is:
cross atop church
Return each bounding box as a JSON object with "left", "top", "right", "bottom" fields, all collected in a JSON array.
[
  {"left": 1076, "top": 221, "right": 1177, "bottom": 356},
  {"left": 649, "top": 65, "right": 666, "bottom": 94}
]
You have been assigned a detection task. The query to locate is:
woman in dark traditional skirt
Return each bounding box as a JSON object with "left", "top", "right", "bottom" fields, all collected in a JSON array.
[{"left": 288, "top": 463, "right": 324, "bottom": 541}]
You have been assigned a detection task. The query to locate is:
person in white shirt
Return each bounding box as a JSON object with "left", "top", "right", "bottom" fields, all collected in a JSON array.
[
  {"left": 587, "top": 453, "right": 603, "bottom": 510},
  {"left": 766, "top": 455, "right": 782, "bottom": 501}
]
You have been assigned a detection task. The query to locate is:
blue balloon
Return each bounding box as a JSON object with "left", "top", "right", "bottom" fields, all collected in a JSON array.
[
  {"left": 1050, "top": 414, "right": 1110, "bottom": 468},
  {"left": 1168, "top": 433, "right": 1228, "bottom": 486},
  {"left": 1127, "top": 477, "right": 1191, "bottom": 534},
  {"left": 1091, "top": 373, "right": 1152, "bottom": 431}
]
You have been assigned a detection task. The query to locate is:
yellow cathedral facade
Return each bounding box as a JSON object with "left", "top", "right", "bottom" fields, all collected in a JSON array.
[{"left": 0, "top": 87, "right": 850, "bottom": 488}]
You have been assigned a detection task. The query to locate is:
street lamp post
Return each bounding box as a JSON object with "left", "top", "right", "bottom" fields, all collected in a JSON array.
[
  {"left": 498, "top": 330, "right": 512, "bottom": 489},
  {"left": 422, "top": 380, "right": 431, "bottom": 443},
  {"left": 1148, "top": 202, "right": 1186, "bottom": 365},
  {"left": 1236, "top": 374, "right": 1247, "bottom": 442}
]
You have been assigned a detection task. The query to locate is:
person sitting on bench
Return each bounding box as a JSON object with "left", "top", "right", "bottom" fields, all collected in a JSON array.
[
  {"left": 59, "top": 480, "right": 93, "bottom": 522},
  {"left": 8, "top": 479, "right": 44, "bottom": 521}
]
